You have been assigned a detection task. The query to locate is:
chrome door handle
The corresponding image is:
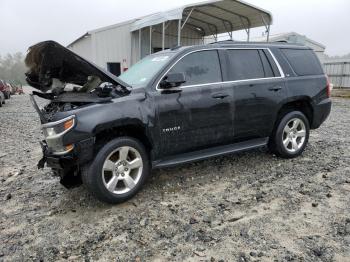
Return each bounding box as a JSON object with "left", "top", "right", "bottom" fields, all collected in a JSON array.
[
  {"left": 212, "top": 93, "right": 229, "bottom": 99},
  {"left": 269, "top": 86, "right": 283, "bottom": 92}
]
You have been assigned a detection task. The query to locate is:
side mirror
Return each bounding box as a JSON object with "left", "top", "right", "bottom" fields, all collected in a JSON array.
[{"left": 160, "top": 72, "right": 186, "bottom": 89}]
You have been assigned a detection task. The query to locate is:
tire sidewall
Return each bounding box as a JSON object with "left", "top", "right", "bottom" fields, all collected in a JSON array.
[
  {"left": 84, "top": 137, "right": 150, "bottom": 204},
  {"left": 275, "top": 111, "right": 310, "bottom": 158}
]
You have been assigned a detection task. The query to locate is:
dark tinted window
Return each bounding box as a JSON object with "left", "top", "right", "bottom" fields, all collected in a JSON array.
[
  {"left": 169, "top": 50, "right": 222, "bottom": 86},
  {"left": 227, "top": 50, "right": 265, "bottom": 81},
  {"left": 281, "top": 49, "right": 323, "bottom": 76},
  {"left": 259, "top": 50, "right": 275, "bottom": 78}
]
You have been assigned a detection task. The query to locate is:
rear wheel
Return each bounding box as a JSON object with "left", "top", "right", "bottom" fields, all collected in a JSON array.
[
  {"left": 82, "top": 137, "right": 150, "bottom": 204},
  {"left": 269, "top": 111, "right": 310, "bottom": 158}
]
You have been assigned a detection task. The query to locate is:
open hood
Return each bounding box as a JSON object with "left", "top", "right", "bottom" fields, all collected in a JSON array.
[{"left": 25, "top": 40, "right": 131, "bottom": 93}]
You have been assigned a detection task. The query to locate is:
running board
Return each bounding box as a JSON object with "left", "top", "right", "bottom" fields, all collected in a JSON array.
[{"left": 153, "top": 138, "right": 268, "bottom": 168}]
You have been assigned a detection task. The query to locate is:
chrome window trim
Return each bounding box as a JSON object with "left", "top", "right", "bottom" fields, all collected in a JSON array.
[{"left": 156, "top": 47, "right": 285, "bottom": 91}]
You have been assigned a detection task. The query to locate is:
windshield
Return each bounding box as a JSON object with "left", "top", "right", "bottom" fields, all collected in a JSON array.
[{"left": 119, "top": 53, "right": 174, "bottom": 88}]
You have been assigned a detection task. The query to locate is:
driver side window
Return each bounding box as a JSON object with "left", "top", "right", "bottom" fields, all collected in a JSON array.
[{"left": 168, "top": 50, "right": 222, "bottom": 87}]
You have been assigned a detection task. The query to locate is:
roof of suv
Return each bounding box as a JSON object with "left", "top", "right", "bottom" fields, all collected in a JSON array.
[{"left": 165, "top": 41, "right": 310, "bottom": 54}]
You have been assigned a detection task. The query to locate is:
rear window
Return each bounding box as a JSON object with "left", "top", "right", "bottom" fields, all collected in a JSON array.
[{"left": 280, "top": 49, "right": 323, "bottom": 76}]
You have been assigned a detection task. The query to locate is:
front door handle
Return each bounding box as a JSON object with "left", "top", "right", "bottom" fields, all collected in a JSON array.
[
  {"left": 269, "top": 86, "right": 283, "bottom": 92},
  {"left": 212, "top": 93, "right": 229, "bottom": 99}
]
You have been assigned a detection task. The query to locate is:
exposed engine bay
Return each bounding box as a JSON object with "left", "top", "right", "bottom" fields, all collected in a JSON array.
[{"left": 25, "top": 41, "right": 131, "bottom": 122}]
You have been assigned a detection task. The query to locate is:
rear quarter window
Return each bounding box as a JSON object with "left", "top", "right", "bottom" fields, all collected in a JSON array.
[{"left": 280, "top": 49, "right": 323, "bottom": 76}]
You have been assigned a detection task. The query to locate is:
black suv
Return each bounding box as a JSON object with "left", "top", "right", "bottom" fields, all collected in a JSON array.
[{"left": 27, "top": 41, "right": 331, "bottom": 204}]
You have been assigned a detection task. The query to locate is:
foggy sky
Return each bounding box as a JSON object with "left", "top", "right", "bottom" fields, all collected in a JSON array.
[{"left": 0, "top": 0, "right": 349, "bottom": 56}]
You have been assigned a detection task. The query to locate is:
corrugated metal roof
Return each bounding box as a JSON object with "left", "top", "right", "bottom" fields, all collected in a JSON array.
[
  {"left": 68, "top": 0, "right": 272, "bottom": 47},
  {"left": 130, "top": 0, "right": 272, "bottom": 35},
  {"left": 252, "top": 32, "right": 326, "bottom": 50}
]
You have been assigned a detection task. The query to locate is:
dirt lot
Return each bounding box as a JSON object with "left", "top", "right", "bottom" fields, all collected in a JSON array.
[{"left": 0, "top": 90, "right": 349, "bottom": 262}]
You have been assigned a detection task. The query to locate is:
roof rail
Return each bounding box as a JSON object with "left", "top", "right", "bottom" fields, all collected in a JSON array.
[
  {"left": 170, "top": 45, "right": 182, "bottom": 50},
  {"left": 209, "top": 40, "right": 235, "bottom": 44}
]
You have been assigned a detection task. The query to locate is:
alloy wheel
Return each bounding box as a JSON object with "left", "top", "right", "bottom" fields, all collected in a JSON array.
[
  {"left": 102, "top": 146, "right": 143, "bottom": 194},
  {"left": 282, "top": 118, "right": 306, "bottom": 153}
]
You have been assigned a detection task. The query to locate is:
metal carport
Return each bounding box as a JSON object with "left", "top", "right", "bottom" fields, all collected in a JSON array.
[{"left": 130, "top": 0, "right": 273, "bottom": 59}]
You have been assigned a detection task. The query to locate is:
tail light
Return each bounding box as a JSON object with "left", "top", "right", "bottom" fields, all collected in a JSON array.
[{"left": 326, "top": 75, "right": 331, "bottom": 98}]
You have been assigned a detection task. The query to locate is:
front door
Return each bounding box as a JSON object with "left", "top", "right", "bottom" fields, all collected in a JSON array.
[{"left": 154, "top": 50, "right": 234, "bottom": 157}]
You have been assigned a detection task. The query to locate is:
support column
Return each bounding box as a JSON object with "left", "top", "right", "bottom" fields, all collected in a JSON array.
[
  {"left": 266, "top": 24, "right": 270, "bottom": 42},
  {"left": 149, "top": 26, "right": 152, "bottom": 55},
  {"left": 139, "top": 29, "right": 142, "bottom": 60},
  {"left": 177, "top": 19, "right": 181, "bottom": 46},
  {"left": 162, "top": 22, "right": 165, "bottom": 50},
  {"left": 247, "top": 28, "right": 250, "bottom": 42}
]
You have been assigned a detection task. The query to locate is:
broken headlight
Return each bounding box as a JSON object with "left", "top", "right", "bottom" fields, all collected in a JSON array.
[{"left": 41, "top": 115, "right": 75, "bottom": 155}]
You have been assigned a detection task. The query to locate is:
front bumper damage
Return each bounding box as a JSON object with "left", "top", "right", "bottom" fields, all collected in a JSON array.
[{"left": 38, "top": 137, "right": 95, "bottom": 188}]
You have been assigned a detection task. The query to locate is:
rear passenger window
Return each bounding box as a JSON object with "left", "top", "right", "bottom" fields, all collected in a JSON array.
[
  {"left": 227, "top": 50, "right": 266, "bottom": 81},
  {"left": 281, "top": 49, "right": 323, "bottom": 76},
  {"left": 259, "top": 50, "right": 275, "bottom": 78},
  {"left": 169, "top": 50, "right": 222, "bottom": 86}
]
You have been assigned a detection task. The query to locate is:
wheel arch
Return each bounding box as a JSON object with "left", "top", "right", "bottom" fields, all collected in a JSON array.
[
  {"left": 275, "top": 97, "right": 314, "bottom": 128},
  {"left": 93, "top": 120, "right": 153, "bottom": 155}
]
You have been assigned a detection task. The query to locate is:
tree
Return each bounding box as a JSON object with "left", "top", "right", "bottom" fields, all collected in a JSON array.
[{"left": 0, "top": 52, "right": 27, "bottom": 85}]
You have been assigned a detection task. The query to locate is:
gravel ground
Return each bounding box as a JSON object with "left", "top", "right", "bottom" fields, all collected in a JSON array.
[{"left": 0, "top": 89, "right": 349, "bottom": 262}]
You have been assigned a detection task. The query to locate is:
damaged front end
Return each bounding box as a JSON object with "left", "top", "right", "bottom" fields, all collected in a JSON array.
[
  {"left": 26, "top": 40, "right": 131, "bottom": 188},
  {"left": 26, "top": 40, "right": 131, "bottom": 123}
]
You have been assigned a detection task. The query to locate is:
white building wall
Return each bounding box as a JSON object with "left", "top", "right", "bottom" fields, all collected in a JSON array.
[
  {"left": 69, "top": 20, "right": 204, "bottom": 72},
  {"left": 93, "top": 23, "right": 133, "bottom": 70},
  {"left": 131, "top": 21, "right": 204, "bottom": 63},
  {"left": 150, "top": 22, "right": 203, "bottom": 49},
  {"left": 68, "top": 36, "right": 93, "bottom": 61}
]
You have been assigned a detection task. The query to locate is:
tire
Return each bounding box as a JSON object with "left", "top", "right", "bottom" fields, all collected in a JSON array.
[
  {"left": 81, "top": 137, "right": 150, "bottom": 204},
  {"left": 269, "top": 111, "right": 310, "bottom": 158}
]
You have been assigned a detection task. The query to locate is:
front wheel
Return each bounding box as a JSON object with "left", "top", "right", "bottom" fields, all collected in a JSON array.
[
  {"left": 82, "top": 137, "right": 150, "bottom": 204},
  {"left": 269, "top": 111, "right": 310, "bottom": 158}
]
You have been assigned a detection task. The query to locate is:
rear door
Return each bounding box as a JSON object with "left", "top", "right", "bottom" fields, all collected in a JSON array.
[
  {"left": 154, "top": 49, "right": 234, "bottom": 157},
  {"left": 223, "top": 48, "right": 286, "bottom": 140}
]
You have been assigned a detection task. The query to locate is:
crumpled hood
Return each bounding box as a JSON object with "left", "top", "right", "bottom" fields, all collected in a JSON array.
[{"left": 25, "top": 40, "right": 130, "bottom": 93}]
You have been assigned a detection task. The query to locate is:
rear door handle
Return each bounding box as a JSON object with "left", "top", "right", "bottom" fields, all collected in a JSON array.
[
  {"left": 212, "top": 93, "right": 229, "bottom": 99},
  {"left": 269, "top": 86, "right": 283, "bottom": 92}
]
